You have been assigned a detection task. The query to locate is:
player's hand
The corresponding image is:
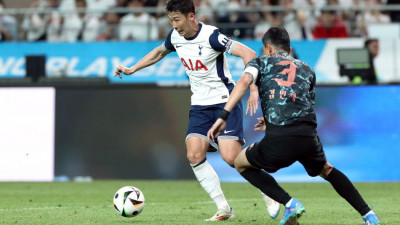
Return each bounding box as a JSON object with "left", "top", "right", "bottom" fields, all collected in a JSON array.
[
  {"left": 246, "top": 86, "right": 259, "bottom": 116},
  {"left": 254, "top": 117, "right": 266, "bottom": 131},
  {"left": 207, "top": 118, "right": 227, "bottom": 141},
  {"left": 114, "top": 65, "right": 133, "bottom": 79}
]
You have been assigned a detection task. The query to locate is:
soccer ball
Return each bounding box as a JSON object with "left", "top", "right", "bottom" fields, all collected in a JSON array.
[{"left": 113, "top": 186, "right": 145, "bottom": 217}]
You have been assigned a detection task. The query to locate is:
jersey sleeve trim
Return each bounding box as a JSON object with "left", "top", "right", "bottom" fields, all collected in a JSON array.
[
  {"left": 163, "top": 29, "right": 176, "bottom": 52},
  {"left": 226, "top": 40, "right": 235, "bottom": 55}
]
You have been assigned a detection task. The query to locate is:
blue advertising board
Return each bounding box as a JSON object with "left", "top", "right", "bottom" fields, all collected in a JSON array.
[
  {"left": 0, "top": 41, "right": 325, "bottom": 84},
  {"left": 2, "top": 40, "right": 399, "bottom": 83}
]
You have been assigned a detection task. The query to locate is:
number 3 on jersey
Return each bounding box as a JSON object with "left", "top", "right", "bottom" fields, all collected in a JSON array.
[{"left": 272, "top": 61, "right": 297, "bottom": 87}]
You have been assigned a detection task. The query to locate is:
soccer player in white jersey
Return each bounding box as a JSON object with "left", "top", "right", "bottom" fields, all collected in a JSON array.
[{"left": 114, "top": 0, "right": 279, "bottom": 221}]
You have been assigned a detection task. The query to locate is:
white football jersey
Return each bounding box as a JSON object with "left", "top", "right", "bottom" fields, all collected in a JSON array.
[{"left": 163, "top": 22, "right": 237, "bottom": 106}]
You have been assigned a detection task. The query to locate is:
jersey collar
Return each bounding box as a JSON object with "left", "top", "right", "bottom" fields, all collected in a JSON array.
[
  {"left": 269, "top": 51, "right": 289, "bottom": 58},
  {"left": 185, "top": 21, "right": 202, "bottom": 40}
]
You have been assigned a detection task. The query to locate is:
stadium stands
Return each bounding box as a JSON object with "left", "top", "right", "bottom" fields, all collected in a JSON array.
[{"left": 0, "top": 0, "right": 399, "bottom": 41}]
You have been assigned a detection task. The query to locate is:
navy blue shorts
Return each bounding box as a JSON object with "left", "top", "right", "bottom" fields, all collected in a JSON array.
[{"left": 185, "top": 102, "right": 245, "bottom": 151}]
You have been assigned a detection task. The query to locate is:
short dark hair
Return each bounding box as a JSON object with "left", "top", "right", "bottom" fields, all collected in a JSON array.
[
  {"left": 364, "top": 38, "right": 378, "bottom": 48},
  {"left": 262, "top": 26, "right": 291, "bottom": 53},
  {"left": 166, "top": 0, "right": 195, "bottom": 16}
]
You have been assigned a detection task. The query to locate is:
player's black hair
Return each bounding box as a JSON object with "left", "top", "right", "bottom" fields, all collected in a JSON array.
[
  {"left": 165, "top": 0, "right": 195, "bottom": 16},
  {"left": 262, "top": 26, "right": 291, "bottom": 53},
  {"left": 364, "top": 38, "right": 378, "bottom": 48}
]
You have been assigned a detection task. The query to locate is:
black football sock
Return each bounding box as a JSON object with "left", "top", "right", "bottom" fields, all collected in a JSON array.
[
  {"left": 240, "top": 168, "right": 291, "bottom": 205},
  {"left": 325, "top": 167, "right": 370, "bottom": 215}
]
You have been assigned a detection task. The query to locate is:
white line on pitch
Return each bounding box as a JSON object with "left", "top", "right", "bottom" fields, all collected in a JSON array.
[
  {"left": 0, "top": 198, "right": 262, "bottom": 211},
  {"left": 148, "top": 198, "right": 261, "bottom": 205},
  {"left": 0, "top": 206, "right": 68, "bottom": 212}
]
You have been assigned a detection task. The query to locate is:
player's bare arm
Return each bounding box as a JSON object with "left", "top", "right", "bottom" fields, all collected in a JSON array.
[
  {"left": 230, "top": 42, "right": 259, "bottom": 116},
  {"left": 114, "top": 44, "right": 171, "bottom": 79},
  {"left": 246, "top": 83, "right": 259, "bottom": 116},
  {"left": 207, "top": 72, "right": 254, "bottom": 140},
  {"left": 230, "top": 42, "right": 256, "bottom": 65}
]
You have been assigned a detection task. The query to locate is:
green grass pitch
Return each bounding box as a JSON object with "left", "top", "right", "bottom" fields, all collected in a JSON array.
[{"left": 0, "top": 181, "right": 399, "bottom": 225}]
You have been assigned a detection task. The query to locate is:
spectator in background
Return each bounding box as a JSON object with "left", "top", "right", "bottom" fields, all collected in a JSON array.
[
  {"left": 355, "top": 0, "right": 391, "bottom": 37},
  {"left": 21, "top": 0, "right": 63, "bottom": 42},
  {"left": 56, "top": 0, "right": 114, "bottom": 41},
  {"left": 293, "top": 0, "right": 315, "bottom": 7},
  {"left": 0, "top": 0, "right": 17, "bottom": 41},
  {"left": 246, "top": 0, "right": 261, "bottom": 25},
  {"left": 312, "top": 8, "right": 348, "bottom": 39},
  {"left": 281, "top": 0, "right": 313, "bottom": 40},
  {"left": 254, "top": 0, "right": 283, "bottom": 39},
  {"left": 116, "top": 0, "right": 128, "bottom": 6},
  {"left": 295, "top": 10, "right": 314, "bottom": 40},
  {"left": 86, "top": 0, "right": 116, "bottom": 17},
  {"left": 254, "top": 0, "right": 282, "bottom": 40},
  {"left": 21, "top": 0, "right": 53, "bottom": 41},
  {"left": 326, "top": 0, "right": 342, "bottom": 19},
  {"left": 217, "top": 0, "right": 253, "bottom": 39},
  {"left": 345, "top": 0, "right": 362, "bottom": 36},
  {"left": 349, "top": 38, "right": 379, "bottom": 84},
  {"left": 386, "top": 0, "right": 400, "bottom": 22},
  {"left": 363, "top": 38, "right": 379, "bottom": 84},
  {"left": 145, "top": 0, "right": 159, "bottom": 7},
  {"left": 97, "top": 10, "right": 121, "bottom": 41},
  {"left": 154, "top": 0, "right": 170, "bottom": 39},
  {"left": 60, "top": 0, "right": 101, "bottom": 42},
  {"left": 46, "top": 0, "right": 64, "bottom": 42},
  {"left": 193, "top": 0, "right": 214, "bottom": 24},
  {"left": 114, "top": 0, "right": 129, "bottom": 20},
  {"left": 59, "top": 0, "right": 116, "bottom": 18},
  {"left": 208, "top": 0, "right": 229, "bottom": 15},
  {"left": 119, "top": 0, "right": 158, "bottom": 40}
]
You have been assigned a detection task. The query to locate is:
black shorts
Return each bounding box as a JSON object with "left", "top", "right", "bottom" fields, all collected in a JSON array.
[{"left": 245, "top": 135, "right": 327, "bottom": 177}]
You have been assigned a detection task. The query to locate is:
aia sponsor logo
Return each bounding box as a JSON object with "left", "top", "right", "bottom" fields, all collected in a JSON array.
[{"left": 181, "top": 58, "right": 208, "bottom": 71}]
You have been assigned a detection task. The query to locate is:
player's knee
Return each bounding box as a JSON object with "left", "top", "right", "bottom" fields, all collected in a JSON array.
[
  {"left": 222, "top": 155, "right": 235, "bottom": 167},
  {"left": 319, "top": 162, "right": 333, "bottom": 179},
  {"left": 219, "top": 142, "right": 241, "bottom": 167},
  {"left": 225, "top": 160, "right": 235, "bottom": 168},
  {"left": 186, "top": 151, "right": 205, "bottom": 165}
]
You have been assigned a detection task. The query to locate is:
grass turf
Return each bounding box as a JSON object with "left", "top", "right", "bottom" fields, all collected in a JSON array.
[{"left": 0, "top": 181, "right": 398, "bottom": 225}]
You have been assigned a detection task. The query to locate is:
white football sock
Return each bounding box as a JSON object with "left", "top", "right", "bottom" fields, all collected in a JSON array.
[
  {"left": 363, "top": 210, "right": 375, "bottom": 218},
  {"left": 285, "top": 198, "right": 293, "bottom": 207},
  {"left": 191, "top": 159, "right": 230, "bottom": 211},
  {"left": 260, "top": 190, "right": 274, "bottom": 205}
]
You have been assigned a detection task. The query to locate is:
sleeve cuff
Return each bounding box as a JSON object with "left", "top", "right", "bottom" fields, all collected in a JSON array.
[{"left": 244, "top": 66, "right": 259, "bottom": 84}]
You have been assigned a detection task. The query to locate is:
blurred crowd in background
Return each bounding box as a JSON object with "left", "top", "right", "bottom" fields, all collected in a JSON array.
[{"left": 0, "top": 0, "right": 399, "bottom": 42}]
